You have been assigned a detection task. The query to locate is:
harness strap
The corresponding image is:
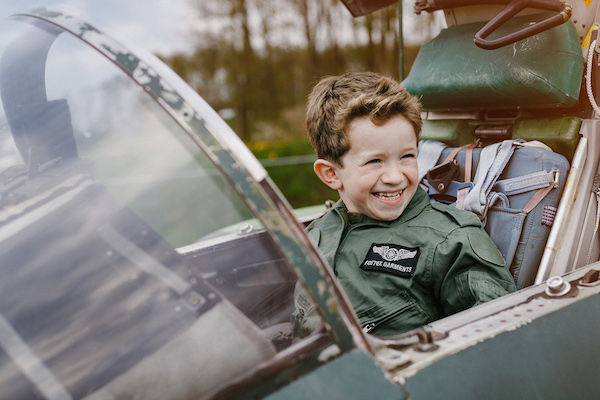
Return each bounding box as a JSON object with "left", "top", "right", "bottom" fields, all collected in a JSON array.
[
  {"left": 442, "top": 143, "right": 469, "bottom": 164},
  {"left": 488, "top": 191, "right": 510, "bottom": 210},
  {"left": 420, "top": 139, "right": 555, "bottom": 217},
  {"left": 523, "top": 183, "right": 554, "bottom": 213},
  {"left": 441, "top": 142, "right": 478, "bottom": 183},
  {"left": 417, "top": 140, "right": 446, "bottom": 183},
  {"left": 465, "top": 144, "right": 475, "bottom": 182},
  {"left": 493, "top": 170, "right": 557, "bottom": 196},
  {"left": 463, "top": 140, "right": 517, "bottom": 216},
  {"left": 456, "top": 187, "right": 469, "bottom": 209}
]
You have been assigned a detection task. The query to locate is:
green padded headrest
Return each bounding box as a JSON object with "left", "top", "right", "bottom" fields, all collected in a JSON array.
[{"left": 402, "top": 13, "right": 584, "bottom": 111}]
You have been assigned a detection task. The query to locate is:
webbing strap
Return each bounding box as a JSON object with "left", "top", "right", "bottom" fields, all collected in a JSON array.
[
  {"left": 488, "top": 191, "right": 510, "bottom": 209},
  {"left": 456, "top": 187, "right": 469, "bottom": 209},
  {"left": 523, "top": 183, "right": 554, "bottom": 213},
  {"left": 417, "top": 140, "right": 446, "bottom": 183},
  {"left": 442, "top": 143, "right": 470, "bottom": 164},
  {"left": 465, "top": 145, "right": 475, "bottom": 182},
  {"left": 463, "top": 140, "right": 516, "bottom": 216},
  {"left": 494, "top": 170, "right": 556, "bottom": 196}
]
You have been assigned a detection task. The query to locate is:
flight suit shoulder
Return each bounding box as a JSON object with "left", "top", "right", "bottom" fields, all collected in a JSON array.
[{"left": 429, "top": 202, "right": 482, "bottom": 228}]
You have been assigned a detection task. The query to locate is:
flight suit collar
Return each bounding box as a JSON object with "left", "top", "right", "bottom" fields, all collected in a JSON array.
[
  {"left": 332, "top": 186, "right": 430, "bottom": 226},
  {"left": 310, "top": 188, "right": 430, "bottom": 272}
]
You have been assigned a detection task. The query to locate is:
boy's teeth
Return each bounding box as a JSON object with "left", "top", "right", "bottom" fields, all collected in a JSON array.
[{"left": 375, "top": 191, "right": 402, "bottom": 199}]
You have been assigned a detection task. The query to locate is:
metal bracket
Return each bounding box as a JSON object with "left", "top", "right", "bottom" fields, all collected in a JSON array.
[{"left": 426, "top": 159, "right": 459, "bottom": 193}]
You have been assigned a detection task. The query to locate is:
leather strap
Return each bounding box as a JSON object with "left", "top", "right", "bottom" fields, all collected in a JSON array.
[
  {"left": 441, "top": 142, "right": 478, "bottom": 183},
  {"left": 523, "top": 183, "right": 554, "bottom": 213}
]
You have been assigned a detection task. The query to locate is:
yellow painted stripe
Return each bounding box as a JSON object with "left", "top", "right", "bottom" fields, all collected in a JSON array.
[{"left": 582, "top": 26, "right": 599, "bottom": 49}]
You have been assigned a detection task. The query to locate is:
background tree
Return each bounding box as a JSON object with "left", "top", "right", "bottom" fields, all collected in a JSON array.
[
  {"left": 167, "top": 0, "right": 442, "bottom": 142},
  {"left": 165, "top": 0, "right": 443, "bottom": 206}
]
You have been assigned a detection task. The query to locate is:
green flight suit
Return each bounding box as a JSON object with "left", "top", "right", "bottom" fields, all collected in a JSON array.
[{"left": 296, "top": 187, "right": 516, "bottom": 337}]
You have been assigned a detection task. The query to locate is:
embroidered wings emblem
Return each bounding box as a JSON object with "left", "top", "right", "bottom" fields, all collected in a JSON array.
[{"left": 372, "top": 245, "right": 417, "bottom": 262}]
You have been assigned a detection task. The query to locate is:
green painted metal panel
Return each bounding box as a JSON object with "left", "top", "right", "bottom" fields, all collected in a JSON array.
[
  {"left": 420, "top": 117, "right": 582, "bottom": 161},
  {"left": 266, "top": 349, "right": 408, "bottom": 400},
  {"left": 515, "top": 117, "right": 582, "bottom": 160},
  {"left": 404, "top": 295, "right": 600, "bottom": 399},
  {"left": 420, "top": 119, "right": 474, "bottom": 145}
]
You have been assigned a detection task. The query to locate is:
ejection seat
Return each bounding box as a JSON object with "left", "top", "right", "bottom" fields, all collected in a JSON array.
[{"left": 402, "top": 9, "right": 584, "bottom": 288}]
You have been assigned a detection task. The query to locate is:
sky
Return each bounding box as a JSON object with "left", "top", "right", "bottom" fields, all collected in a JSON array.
[
  {"left": 0, "top": 0, "right": 198, "bottom": 56},
  {"left": 0, "top": 1, "right": 445, "bottom": 58}
]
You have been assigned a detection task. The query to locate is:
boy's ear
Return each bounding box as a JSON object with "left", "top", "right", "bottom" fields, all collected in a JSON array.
[{"left": 313, "top": 159, "right": 342, "bottom": 190}]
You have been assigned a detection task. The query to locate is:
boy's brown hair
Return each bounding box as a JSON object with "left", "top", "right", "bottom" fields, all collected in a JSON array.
[{"left": 305, "top": 71, "right": 422, "bottom": 165}]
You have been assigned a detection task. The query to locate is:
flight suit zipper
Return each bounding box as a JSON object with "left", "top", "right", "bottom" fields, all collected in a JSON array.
[{"left": 362, "top": 322, "right": 376, "bottom": 333}]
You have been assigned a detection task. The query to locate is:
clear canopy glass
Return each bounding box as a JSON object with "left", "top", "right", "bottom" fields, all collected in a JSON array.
[{"left": 0, "top": 15, "right": 319, "bottom": 399}]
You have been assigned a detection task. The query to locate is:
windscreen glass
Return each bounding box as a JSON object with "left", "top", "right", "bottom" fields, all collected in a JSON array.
[{"left": 0, "top": 17, "right": 320, "bottom": 399}]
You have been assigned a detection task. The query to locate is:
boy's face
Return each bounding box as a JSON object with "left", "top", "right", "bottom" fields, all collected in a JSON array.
[{"left": 318, "top": 114, "right": 418, "bottom": 221}]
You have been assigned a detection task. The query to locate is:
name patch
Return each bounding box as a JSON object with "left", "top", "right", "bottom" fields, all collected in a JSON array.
[{"left": 360, "top": 243, "right": 420, "bottom": 278}]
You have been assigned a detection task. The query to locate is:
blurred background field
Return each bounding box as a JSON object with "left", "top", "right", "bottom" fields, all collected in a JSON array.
[{"left": 162, "top": 0, "right": 444, "bottom": 208}]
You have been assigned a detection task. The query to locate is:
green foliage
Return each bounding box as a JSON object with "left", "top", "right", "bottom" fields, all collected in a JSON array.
[
  {"left": 267, "top": 163, "right": 338, "bottom": 208},
  {"left": 248, "top": 139, "right": 314, "bottom": 158},
  {"left": 249, "top": 139, "right": 338, "bottom": 208}
]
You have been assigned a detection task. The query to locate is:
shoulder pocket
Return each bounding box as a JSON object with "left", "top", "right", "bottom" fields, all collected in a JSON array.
[
  {"left": 467, "top": 231, "right": 505, "bottom": 266},
  {"left": 431, "top": 202, "right": 481, "bottom": 227}
]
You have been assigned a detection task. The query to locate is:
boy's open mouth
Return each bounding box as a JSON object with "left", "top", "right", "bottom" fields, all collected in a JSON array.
[{"left": 372, "top": 190, "right": 403, "bottom": 201}]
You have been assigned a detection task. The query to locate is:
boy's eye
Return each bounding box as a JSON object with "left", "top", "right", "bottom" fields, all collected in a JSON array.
[
  {"left": 366, "top": 159, "right": 381, "bottom": 165},
  {"left": 402, "top": 153, "right": 416, "bottom": 159}
]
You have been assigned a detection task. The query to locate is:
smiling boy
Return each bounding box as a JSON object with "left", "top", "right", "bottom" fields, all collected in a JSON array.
[
  {"left": 313, "top": 112, "right": 418, "bottom": 221},
  {"left": 295, "top": 72, "right": 516, "bottom": 336}
]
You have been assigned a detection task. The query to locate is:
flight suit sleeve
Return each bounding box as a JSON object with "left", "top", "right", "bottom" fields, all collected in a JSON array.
[
  {"left": 290, "top": 281, "right": 321, "bottom": 339},
  {"left": 290, "top": 224, "right": 323, "bottom": 339},
  {"left": 434, "top": 226, "right": 517, "bottom": 316}
]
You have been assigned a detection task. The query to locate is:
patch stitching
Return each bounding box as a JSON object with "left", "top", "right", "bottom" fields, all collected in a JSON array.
[{"left": 360, "top": 243, "right": 420, "bottom": 278}]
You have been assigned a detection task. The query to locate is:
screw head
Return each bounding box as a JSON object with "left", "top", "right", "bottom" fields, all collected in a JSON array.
[
  {"left": 238, "top": 223, "right": 253, "bottom": 234},
  {"left": 545, "top": 276, "right": 571, "bottom": 297}
]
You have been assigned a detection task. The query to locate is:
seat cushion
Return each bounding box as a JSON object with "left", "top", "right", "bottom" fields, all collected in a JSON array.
[{"left": 403, "top": 13, "right": 584, "bottom": 111}]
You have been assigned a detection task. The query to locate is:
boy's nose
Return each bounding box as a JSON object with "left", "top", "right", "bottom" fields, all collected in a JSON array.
[{"left": 381, "top": 166, "right": 405, "bottom": 185}]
